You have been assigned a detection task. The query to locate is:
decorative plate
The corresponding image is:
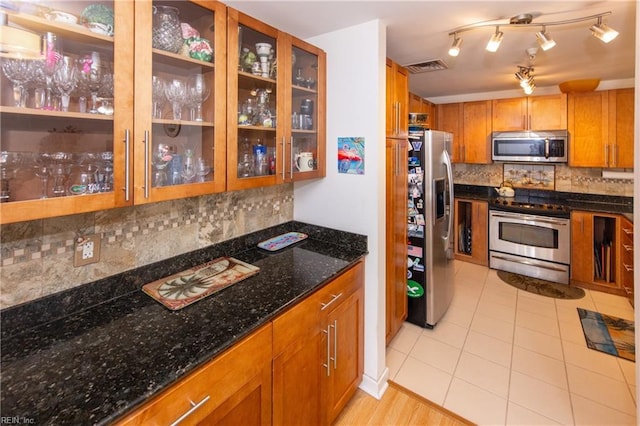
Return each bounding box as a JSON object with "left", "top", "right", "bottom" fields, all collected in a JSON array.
[
  {"left": 142, "top": 257, "right": 259, "bottom": 310},
  {"left": 257, "top": 232, "right": 308, "bottom": 251}
]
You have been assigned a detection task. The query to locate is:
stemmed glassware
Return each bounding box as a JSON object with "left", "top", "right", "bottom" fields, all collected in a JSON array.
[
  {"left": 164, "top": 78, "right": 187, "bottom": 120},
  {"left": 53, "top": 56, "right": 78, "bottom": 112},
  {"left": 152, "top": 75, "right": 166, "bottom": 119},
  {"left": 186, "top": 74, "right": 210, "bottom": 121},
  {"left": 152, "top": 143, "right": 175, "bottom": 187},
  {"left": 33, "top": 153, "right": 53, "bottom": 199},
  {"left": 98, "top": 151, "right": 114, "bottom": 192},
  {"left": 77, "top": 51, "right": 104, "bottom": 114},
  {"left": 0, "top": 151, "right": 29, "bottom": 202},
  {"left": 41, "top": 32, "right": 63, "bottom": 111},
  {"left": 48, "top": 152, "right": 74, "bottom": 197},
  {"left": 196, "top": 157, "right": 212, "bottom": 182},
  {"left": 1, "top": 59, "right": 35, "bottom": 107}
]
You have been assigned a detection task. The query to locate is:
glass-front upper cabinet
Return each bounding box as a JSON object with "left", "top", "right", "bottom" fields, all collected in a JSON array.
[
  {"left": 133, "top": 0, "right": 226, "bottom": 204},
  {"left": 286, "top": 35, "right": 326, "bottom": 182},
  {"left": 0, "top": 1, "right": 133, "bottom": 224},
  {"left": 226, "top": 8, "right": 281, "bottom": 191}
]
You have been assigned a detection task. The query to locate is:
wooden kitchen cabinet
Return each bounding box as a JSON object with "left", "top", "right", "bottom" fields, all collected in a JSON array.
[
  {"left": 568, "top": 88, "right": 634, "bottom": 168},
  {"left": 409, "top": 92, "right": 435, "bottom": 128},
  {"left": 385, "top": 138, "right": 408, "bottom": 344},
  {"left": 0, "top": 0, "right": 228, "bottom": 224},
  {"left": 273, "top": 260, "right": 364, "bottom": 426},
  {"left": 115, "top": 324, "right": 273, "bottom": 426},
  {"left": 492, "top": 94, "right": 567, "bottom": 131},
  {"left": 437, "top": 102, "right": 463, "bottom": 163},
  {"left": 454, "top": 199, "right": 488, "bottom": 266},
  {"left": 386, "top": 58, "right": 409, "bottom": 138},
  {"left": 571, "top": 211, "right": 629, "bottom": 296},
  {"left": 461, "top": 100, "right": 492, "bottom": 164},
  {"left": 226, "top": 8, "right": 326, "bottom": 191},
  {"left": 437, "top": 101, "right": 491, "bottom": 164}
]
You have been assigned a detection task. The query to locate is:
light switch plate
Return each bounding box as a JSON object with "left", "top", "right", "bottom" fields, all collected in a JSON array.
[{"left": 74, "top": 234, "right": 101, "bottom": 267}]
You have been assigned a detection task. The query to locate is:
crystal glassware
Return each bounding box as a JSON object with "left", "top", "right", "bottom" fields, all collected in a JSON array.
[
  {"left": 196, "top": 157, "right": 212, "bottom": 182},
  {"left": 52, "top": 56, "right": 78, "bottom": 112},
  {"left": 181, "top": 149, "right": 196, "bottom": 183},
  {"left": 164, "top": 79, "right": 187, "bottom": 121},
  {"left": 41, "top": 32, "right": 63, "bottom": 111},
  {"left": 0, "top": 151, "right": 29, "bottom": 202},
  {"left": 33, "top": 153, "right": 52, "bottom": 199},
  {"left": 48, "top": 152, "right": 74, "bottom": 197},
  {"left": 77, "top": 51, "right": 104, "bottom": 114},
  {"left": 152, "top": 143, "right": 175, "bottom": 187},
  {"left": 151, "top": 75, "right": 166, "bottom": 119},
  {"left": 152, "top": 6, "right": 183, "bottom": 53},
  {"left": 186, "top": 74, "right": 210, "bottom": 122},
  {"left": 1, "top": 58, "right": 35, "bottom": 107}
]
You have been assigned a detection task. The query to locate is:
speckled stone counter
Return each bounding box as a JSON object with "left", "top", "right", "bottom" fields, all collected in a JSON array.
[
  {"left": 0, "top": 221, "right": 367, "bottom": 425},
  {"left": 454, "top": 184, "right": 633, "bottom": 218}
]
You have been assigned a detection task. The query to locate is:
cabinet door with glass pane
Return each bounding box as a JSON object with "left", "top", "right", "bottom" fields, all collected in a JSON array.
[
  {"left": 285, "top": 35, "right": 325, "bottom": 182},
  {"left": 0, "top": 1, "right": 133, "bottom": 224},
  {"left": 133, "top": 0, "right": 226, "bottom": 204},
  {"left": 226, "top": 8, "right": 282, "bottom": 191}
]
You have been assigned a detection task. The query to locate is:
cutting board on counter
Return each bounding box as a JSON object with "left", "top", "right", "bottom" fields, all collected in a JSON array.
[{"left": 142, "top": 257, "right": 259, "bottom": 310}]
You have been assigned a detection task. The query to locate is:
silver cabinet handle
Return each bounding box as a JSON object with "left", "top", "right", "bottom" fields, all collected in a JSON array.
[
  {"left": 281, "top": 136, "right": 285, "bottom": 180},
  {"left": 332, "top": 319, "right": 337, "bottom": 370},
  {"left": 613, "top": 144, "right": 618, "bottom": 167},
  {"left": 169, "top": 395, "right": 210, "bottom": 426},
  {"left": 320, "top": 293, "right": 343, "bottom": 311},
  {"left": 604, "top": 144, "right": 609, "bottom": 167},
  {"left": 322, "top": 325, "right": 331, "bottom": 376},
  {"left": 289, "top": 136, "right": 294, "bottom": 180},
  {"left": 124, "top": 129, "right": 130, "bottom": 202},
  {"left": 143, "top": 130, "right": 150, "bottom": 199}
]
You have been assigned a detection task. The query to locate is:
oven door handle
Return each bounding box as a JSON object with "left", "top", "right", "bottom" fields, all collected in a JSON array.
[
  {"left": 490, "top": 212, "right": 568, "bottom": 226},
  {"left": 491, "top": 254, "right": 567, "bottom": 272}
]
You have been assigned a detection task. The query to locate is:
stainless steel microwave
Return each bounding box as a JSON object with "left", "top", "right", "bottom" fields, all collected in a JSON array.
[{"left": 492, "top": 130, "right": 568, "bottom": 162}]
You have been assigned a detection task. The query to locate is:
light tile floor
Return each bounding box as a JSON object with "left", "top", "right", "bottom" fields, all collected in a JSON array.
[{"left": 387, "top": 260, "right": 637, "bottom": 425}]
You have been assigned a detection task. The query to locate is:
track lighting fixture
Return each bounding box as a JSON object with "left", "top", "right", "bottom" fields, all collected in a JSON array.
[
  {"left": 447, "top": 11, "right": 618, "bottom": 57},
  {"left": 535, "top": 26, "right": 556, "bottom": 51},
  {"left": 590, "top": 16, "right": 619, "bottom": 43},
  {"left": 486, "top": 27, "right": 503, "bottom": 52},
  {"left": 515, "top": 66, "right": 535, "bottom": 95},
  {"left": 448, "top": 34, "right": 462, "bottom": 57}
]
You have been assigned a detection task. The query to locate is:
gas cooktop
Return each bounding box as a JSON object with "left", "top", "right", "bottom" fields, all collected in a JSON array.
[{"left": 490, "top": 197, "right": 571, "bottom": 218}]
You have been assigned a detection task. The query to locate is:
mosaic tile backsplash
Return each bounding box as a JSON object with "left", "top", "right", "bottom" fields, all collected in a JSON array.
[
  {"left": 0, "top": 184, "right": 294, "bottom": 309},
  {"left": 453, "top": 163, "right": 634, "bottom": 197}
]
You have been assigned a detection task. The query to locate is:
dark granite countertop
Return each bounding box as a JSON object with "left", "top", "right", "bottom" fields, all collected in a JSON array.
[
  {"left": 454, "top": 184, "right": 633, "bottom": 219},
  {"left": 0, "top": 221, "right": 367, "bottom": 425}
]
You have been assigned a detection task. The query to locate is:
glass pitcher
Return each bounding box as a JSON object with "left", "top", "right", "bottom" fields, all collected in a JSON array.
[{"left": 152, "top": 6, "right": 183, "bottom": 53}]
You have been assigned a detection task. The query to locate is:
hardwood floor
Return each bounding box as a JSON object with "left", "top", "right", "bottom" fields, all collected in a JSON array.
[{"left": 334, "top": 382, "right": 475, "bottom": 425}]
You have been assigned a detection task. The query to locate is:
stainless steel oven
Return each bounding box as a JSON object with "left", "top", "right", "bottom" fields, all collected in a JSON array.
[{"left": 489, "top": 209, "right": 570, "bottom": 284}]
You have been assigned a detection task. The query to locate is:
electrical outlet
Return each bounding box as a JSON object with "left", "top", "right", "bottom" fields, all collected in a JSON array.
[{"left": 74, "top": 234, "right": 101, "bottom": 267}]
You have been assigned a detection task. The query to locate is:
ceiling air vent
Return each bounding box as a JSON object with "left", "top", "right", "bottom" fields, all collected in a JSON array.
[{"left": 404, "top": 59, "right": 448, "bottom": 74}]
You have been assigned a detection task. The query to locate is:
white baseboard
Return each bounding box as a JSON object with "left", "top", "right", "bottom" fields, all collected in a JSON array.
[{"left": 358, "top": 366, "right": 390, "bottom": 400}]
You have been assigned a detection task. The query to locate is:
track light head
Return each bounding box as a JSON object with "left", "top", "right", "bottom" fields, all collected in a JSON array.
[
  {"left": 590, "top": 17, "right": 619, "bottom": 43},
  {"left": 486, "top": 27, "right": 503, "bottom": 52},
  {"left": 448, "top": 35, "right": 462, "bottom": 57},
  {"left": 535, "top": 26, "right": 556, "bottom": 51}
]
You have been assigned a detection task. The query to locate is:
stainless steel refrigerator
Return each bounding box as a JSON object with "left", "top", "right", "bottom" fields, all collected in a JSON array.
[{"left": 406, "top": 128, "right": 455, "bottom": 328}]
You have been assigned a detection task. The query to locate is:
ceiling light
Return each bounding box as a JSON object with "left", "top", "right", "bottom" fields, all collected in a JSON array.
[
  {"left": 590, "top": 16, "right": 619, "bottom": 43},
  {"left": 448, "top": 35, "right": 462, "bottom": 57},
  {"left": 486, "top": 27, "right": 503, "bottom": 52},
  {"left": 535, "top": 26, "right": 556, "bottom": 51},
  {"left": 515, "top": 66, "right": 535, "bottom": 95}
]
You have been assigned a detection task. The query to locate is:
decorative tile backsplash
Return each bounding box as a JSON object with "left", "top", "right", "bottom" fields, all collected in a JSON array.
[
  {"left": 453, "top": 163, "right": 634, "bottom": 197},
  {"left": 0, "top": 184, "right": 294, "bottom": 309},
  {"left": 503, "top": 164, "right": 555, "bottom": 190}
]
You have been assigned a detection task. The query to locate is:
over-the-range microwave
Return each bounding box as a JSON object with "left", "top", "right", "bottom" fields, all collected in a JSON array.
[{"left": 491, "top": 130, "right": 568, "bottom": 162}]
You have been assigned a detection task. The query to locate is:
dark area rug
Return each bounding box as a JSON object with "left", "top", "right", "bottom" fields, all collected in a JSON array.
[
  {"left": 577, "top": 308, "right": 635, "bottom": 362},
  {"left": 497, "top": 270, "right": 585, "bottom": 299}
]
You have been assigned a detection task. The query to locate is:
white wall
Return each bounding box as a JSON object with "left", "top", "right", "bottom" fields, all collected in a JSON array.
[{"left": 294, "top": 20, "right": 389, "bottom": 398}]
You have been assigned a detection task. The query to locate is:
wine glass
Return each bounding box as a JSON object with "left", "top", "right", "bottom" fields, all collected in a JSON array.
[
  {"left": 164, "top": 78, "right": 187, "bottom": 120},
  {"left": 181, "top": 149, "right": 196, "bottom": 183},
  {"left": 196, "top": 157, "right": 212, "bottom": 182},
  {"left": 152, "top": 143, "right": 175, "bottom": 187},
  {"left": 53, "top": 56, "right": 78, "bottom": 112},
  {"left": 77, "top": 51, "right": 104, "bottom": 114},
  {"left": 1, "top": 59, "right": 35, "bottom": 107},
  {"left": 151, "top": 75, "right": 166, "bottom": 119},
  {"left": 33, "top": 153, "right": 53, "bottom": 199},
  {"left": 41, "top": 32, "right": 63, "bottom": 111},
  {"left": 0, "top": 151, "right": 29, "bottom": 202},
  {"left": 98, "top": 151, "right": 114, "bottom": 192},
  {"left": 48, "top": 152, "right": 74, "bottom": 197},
  {"left": 186, "top": 74, "right": 210, "bottom": 122}
]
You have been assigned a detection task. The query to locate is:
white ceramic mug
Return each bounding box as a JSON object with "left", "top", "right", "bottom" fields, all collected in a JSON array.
[{"left": 295, "top": 152, "right": 314, "bottom": 172}]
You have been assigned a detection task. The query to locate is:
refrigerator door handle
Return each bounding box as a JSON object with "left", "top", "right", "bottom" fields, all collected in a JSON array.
[{"left": 442, "top": 148, "right": 454, "bottom": 253}]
